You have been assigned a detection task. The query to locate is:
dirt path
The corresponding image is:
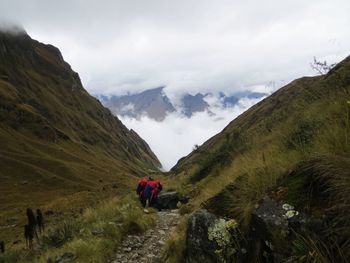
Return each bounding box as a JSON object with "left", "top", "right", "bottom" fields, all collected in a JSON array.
[{"left": 112, "top": 209, "right": 180, "bottom": 263}]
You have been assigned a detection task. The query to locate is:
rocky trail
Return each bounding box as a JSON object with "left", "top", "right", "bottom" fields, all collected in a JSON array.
[{"left": 112, "top": 209, "right": 180, "bottom": 263}]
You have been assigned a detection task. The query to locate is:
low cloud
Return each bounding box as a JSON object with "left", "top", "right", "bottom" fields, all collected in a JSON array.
[
  {"left": 0, "top": 21, "right": 26, "bottom": 35},
  {"left": 120, "top": 96, "right": 264, "bottom": 170}
]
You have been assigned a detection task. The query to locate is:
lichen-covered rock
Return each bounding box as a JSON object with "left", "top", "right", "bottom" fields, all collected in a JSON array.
[
  {"left": 208, "top": 218, "right": 242, "bottom": 262},
  {"left": 186, "top": 209, "right": 244, "bottom": 263},
  {"left": 186, "top": 209, "right": 218, "bottom": 263},
  {"left": 248, "top": 196, "right": 325, "bottom": 262}
]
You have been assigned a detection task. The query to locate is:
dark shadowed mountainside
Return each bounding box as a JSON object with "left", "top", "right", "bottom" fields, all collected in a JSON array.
[{"left": 0, "top": 30, "right": 161, "bottom": 241}]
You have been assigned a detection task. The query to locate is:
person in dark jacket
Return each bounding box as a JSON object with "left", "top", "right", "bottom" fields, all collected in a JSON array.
[
  {"left": 137, "top": 177, "right": 153, "bottom": 207},
  {"left": 143, "top": 180, "right": 163, "bottom": 211}
]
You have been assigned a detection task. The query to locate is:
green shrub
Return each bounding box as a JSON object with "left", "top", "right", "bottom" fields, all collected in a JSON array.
[
  {"left": 0, "top": 251, "right": 21, "bottom": 263},
  {"left": 43, "top": 219, "right": 81, "bottom": 248},
  {"left": 286, "top": 120, "right": 320, "bottom": 150}
]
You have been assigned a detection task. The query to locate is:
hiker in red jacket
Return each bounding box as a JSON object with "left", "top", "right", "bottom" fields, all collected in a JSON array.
[
  {"left": 136, "top": 177, "right": 153, "bottom": 206},
  {"left": 143, "top": 180, "right": 163, "bottom": 211}
]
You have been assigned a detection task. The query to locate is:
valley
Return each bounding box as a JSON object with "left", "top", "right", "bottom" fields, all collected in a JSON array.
[{"left": 0, "top": 28, "right": 350, "bottom": 263}]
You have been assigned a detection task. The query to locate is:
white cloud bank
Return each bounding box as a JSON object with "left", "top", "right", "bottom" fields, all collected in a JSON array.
[
  {"left": 120, "top": 96, "right": 265, "bottom": 170},
  {"left": 1, "top": 0, "right": 349, "bottom": 96}
]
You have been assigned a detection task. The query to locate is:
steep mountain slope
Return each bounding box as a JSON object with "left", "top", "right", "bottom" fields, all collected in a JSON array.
[
  {"left": 0, "top": 30, "right": 161, "bottom": 237},
  {"left": 168, "top": 56, "right": 350, "bottom": 262},
  {"left": 172, "top": 57, "right": 350, "bottom": 176}
]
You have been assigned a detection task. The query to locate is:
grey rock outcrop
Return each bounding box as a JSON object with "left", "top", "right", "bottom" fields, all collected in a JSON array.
[
  {"left": 186, "top": 210, "right": 218, "bottom": 263},
  {"left": 158, "top": 191, "right": 180, "bottom": 209},
  {"left": 247, "top": 196, "right": 325, "bottom": 262}
]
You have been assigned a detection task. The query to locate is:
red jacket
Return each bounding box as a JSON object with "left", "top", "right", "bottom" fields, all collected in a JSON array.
[
  {"left": 136, "top": 179, "right": 148, "bottom": 195},
  {"left": 147, "top": 180, "right": 159, "bottom": 189},
  {"left": 149, "top": 180, "right": 163, "bottom": 199}
]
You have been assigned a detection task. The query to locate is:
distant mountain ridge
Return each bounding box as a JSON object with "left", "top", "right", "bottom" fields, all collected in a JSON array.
[
  {"left": 181, "top": 93, "right": 210, "bottom": 117},
  {"left": 98, "top": 87, "right": 175, "bottom": 121},
  {"left": 96, "top": 88, "right": 268, "bottom": 121}
]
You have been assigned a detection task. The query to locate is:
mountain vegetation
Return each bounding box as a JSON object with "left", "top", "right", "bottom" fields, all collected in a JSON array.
[
  {"left": 0, "top": 30, "right": 160, "bottom": 248},
  {"left": 165, "top": 55, "right": 350, "bottom": 262}
]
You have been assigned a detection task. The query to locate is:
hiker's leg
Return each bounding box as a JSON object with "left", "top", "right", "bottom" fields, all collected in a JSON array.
[{"left": 142, "top": 198, "right": 146, "bottom": 207}]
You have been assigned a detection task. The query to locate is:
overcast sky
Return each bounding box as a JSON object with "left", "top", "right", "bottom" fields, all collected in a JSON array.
[
  {"left": 1, "top": 0, "right": 349, "bottom": 96},
  {"left": 1, "top": 0, "right": 350, "bottom": 169}
]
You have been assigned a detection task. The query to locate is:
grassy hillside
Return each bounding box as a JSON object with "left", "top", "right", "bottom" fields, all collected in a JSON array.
[
  {"left": 0, "top": 31, "right": 161, "bottom": 244},
  {"left": 1, "top": 195, "right": 157, "bottom": 263},
  {"left": 167, "top": 55, "right": 350, "bottom": 261}
]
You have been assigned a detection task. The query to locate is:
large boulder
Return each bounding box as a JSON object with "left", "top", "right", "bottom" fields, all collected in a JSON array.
[
  {"left": 247, "top": 196, "right": 325, "bottom": 262},
  {"left": 186, "top": 209, "right": 218, "bottom": 263},
  {"left": 158, "top": 191, "right": 180, "bottom": 209},
  {"left": 186, "top": 209, "right": 246, "bottom": 263}
]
